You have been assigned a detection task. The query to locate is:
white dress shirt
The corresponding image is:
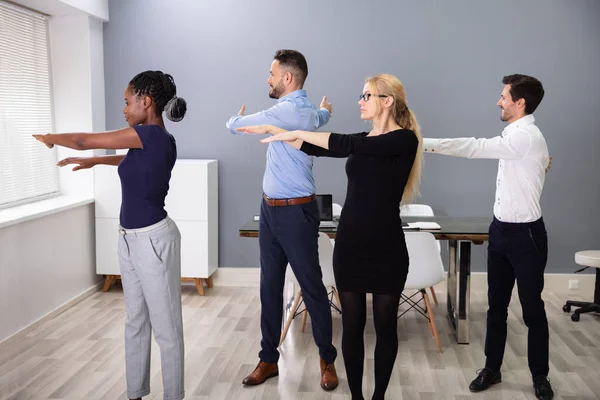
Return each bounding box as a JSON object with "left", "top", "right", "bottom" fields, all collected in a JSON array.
[{"left": 423, "top": 114, "right": 550, "bottom": 223}]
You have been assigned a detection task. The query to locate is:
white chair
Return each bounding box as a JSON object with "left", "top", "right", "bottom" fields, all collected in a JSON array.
[
  {"left": 332, "top": 202, "right": 343, "bottom": 219},
  {"left": 400, "top": 231, "right": 445, "bottom": 353},
  {"left": 399, "top": 203, "right": 441, "bottom": 304},
  {"left": 400, "top": 203, "right": 434, "bottom": 216},
  {"left": 280, "top": 232, "right": 341, "bottom": 345},
  {"left": 563, "top": 250, "right": 600, "bottom": 321},
  {"left": 331, "top": 203, "right": 343, "bottom": 246}
]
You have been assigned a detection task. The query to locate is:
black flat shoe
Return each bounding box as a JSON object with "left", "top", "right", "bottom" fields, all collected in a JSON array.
[
  {"left": 469, "top": 368, "right": 502, "bottom": 392},
  {"left": 533, "top": 376, "right": 554, "bottom": 400}
]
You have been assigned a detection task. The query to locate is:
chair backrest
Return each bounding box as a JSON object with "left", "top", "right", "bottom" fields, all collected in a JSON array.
[
  {"left": 332, "top": 203, "right": 342, "bottom": 218},
  {"left": 404, "top": 231, "right": 445, "bottom": 290},
  {"left": 400, "top": 203, "right": 440, "bottom": 252},
  {"left": 400, "top": 204, "right": 434, "bottom": 216},
  {"left": 318, "top": 232, "right": 336, "bottom": 287}
]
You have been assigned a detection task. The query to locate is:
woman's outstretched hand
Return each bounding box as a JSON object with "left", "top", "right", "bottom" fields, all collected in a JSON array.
[
  {"left": 56, "top": 157, "right": 96, "bottom": 171},
  {"left": 236, "top": 125, "right": 287, "bottom": 135},
  {"left": 259, "top": 131, "right": 301, "bottom": 144},
  {"left": 32, "top": 134, "right": 53, "bottom": 149}
]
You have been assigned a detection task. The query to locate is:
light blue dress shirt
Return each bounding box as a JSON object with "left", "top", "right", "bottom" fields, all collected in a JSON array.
[{"left": 226, "top": 89, "right": 330, "bottom": 198}]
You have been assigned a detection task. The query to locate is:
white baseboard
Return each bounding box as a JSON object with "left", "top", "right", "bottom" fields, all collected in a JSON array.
[
  {"left": 213, "top": 267, "right": 596, "bottom": 295},
  {"left": 0, "top": 281, "right": 103, "bottom": 347},
  {"left": 442, "top": 272, "right": 597, "bottom": 295}
]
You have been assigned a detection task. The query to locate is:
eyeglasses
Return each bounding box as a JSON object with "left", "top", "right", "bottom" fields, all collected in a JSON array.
[{"left": 359, "top": 93, "right": 388, "bottom": 102}]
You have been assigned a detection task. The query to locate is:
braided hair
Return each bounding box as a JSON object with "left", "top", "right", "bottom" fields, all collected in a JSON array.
[{"left": 129, "top": 71, "right": 187, "bottom": 122}]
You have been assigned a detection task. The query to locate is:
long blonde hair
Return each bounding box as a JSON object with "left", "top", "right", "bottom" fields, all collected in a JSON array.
[{"left": 365, "top": 74, "right": 423, "bottom": 205}]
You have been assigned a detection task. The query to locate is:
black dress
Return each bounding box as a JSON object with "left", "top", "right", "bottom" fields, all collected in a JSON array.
[{"left": 302, "top": 130, "right": 418, "bottom": 294}]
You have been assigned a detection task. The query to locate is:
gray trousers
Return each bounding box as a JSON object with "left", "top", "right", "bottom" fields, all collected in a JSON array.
[{"left": 118, "top": 216, "right": 185, "bottom": 400}]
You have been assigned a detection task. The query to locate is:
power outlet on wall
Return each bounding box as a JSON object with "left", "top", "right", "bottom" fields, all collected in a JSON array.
[{"left": 568, "top": 280, "right": 579, "bottom": 290}]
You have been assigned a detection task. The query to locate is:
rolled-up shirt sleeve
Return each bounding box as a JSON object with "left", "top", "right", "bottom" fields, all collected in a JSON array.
[
  {"left": 316, "top": 108, "right": 331, "bottom": 129},
  {"left": 225, "top": 100, "right": 298, "bottom": 134}
]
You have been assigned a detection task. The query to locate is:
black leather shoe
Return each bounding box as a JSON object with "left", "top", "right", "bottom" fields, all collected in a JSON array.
[
  {"left": 533, "top": 376, "right": 554, "bottom": 400},
  {"left": 469, "top": 368, "right": 502, "bottom": 392}
]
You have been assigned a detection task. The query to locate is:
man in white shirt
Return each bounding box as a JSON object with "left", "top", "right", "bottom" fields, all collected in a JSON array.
[{"left": 423, "top": 74, "right": 553, "bottom": 400}]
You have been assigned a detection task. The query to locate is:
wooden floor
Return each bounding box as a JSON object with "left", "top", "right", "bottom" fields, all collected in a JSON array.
[{"left": 1, "top": 285, "right": 599, "bottom": 400}]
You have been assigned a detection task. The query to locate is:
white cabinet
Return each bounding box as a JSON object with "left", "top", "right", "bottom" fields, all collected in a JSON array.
[{"left": 95, "top": 159, "right": 218, "bottom": 295}]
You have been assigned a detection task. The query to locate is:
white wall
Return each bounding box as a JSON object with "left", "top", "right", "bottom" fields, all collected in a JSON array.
[
  {"left": 58, "top": 0, "right": 108, "bottom": 20},
  {"left": 0, "top": 0, "right": 108, "bottom": 343},
  {"left": 50, "top": 15, "right": 96, "bottom": 197},
  {"left": 90, "top": 17, "right": 106, "bottom": 132},
  {"left": 14, "top": 0, "right": 108, "bottom": 20},
  {"left": 49, "top": 12, "right": 107, "bottom": 197},
  {"left": 0, "top": 204, "right": 97, "bottom": 341}
]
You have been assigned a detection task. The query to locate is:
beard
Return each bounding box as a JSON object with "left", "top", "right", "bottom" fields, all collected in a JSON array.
[
  {"left": 269, "top": 80, "right": 285, "bottom": 99},
  {"left": 500, "top": 108, "right": 510, "bottom": 122}
]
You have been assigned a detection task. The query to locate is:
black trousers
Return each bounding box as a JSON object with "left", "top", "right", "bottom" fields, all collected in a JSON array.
[
  {"left": 258, "top": 198, "right": 337, "bottom": 364},
  {"left": 484, "top": 217, "right": 549, "bottom": 379}
]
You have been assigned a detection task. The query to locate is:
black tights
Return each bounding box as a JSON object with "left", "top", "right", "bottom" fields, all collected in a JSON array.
[{"left": 339, "top": 291, "right": 401, "bottom": 400}]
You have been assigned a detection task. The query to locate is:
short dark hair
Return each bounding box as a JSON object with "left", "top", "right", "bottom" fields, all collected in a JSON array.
[
  {"left": 502, "top": 74, "right": 544, "bottom": 115},
  {"left": 274, "top": 49, "right": 308, "bottom": 87}
]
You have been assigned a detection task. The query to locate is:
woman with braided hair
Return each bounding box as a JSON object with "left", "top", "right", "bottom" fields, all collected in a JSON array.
[{"left": 33, "top": 70, "right": 187, "bottom": 400}]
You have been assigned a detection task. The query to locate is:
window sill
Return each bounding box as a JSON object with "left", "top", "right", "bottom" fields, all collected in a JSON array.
[{"left": 0, "top": 196, "right": 95, "bottom": 229}]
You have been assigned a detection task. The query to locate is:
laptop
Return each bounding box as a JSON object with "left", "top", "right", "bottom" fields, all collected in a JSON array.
[{"left": 316, "top": 194, "right": 337, "bottom": 228}]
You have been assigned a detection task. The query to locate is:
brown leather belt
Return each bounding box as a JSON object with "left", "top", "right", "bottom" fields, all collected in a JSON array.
[{"left": 263, "top": 193, "right": 316, "bottom": 207}]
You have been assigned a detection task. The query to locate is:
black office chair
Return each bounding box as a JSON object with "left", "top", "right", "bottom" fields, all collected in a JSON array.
[{"left": 563, "top": 250, "right": 600, "bottom": 321}]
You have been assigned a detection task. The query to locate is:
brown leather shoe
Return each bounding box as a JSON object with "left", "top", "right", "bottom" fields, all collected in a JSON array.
[
  {"left": 242, "top": 360, "right": 279, "bottom": 385},
  {"left": 320, "top": 358, "right": 338, "bottom": 391}
]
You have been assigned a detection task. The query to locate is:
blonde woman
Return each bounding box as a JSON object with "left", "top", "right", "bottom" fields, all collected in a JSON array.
[{"left": 237, "top": 73, "right": 423, "bottom": 400}]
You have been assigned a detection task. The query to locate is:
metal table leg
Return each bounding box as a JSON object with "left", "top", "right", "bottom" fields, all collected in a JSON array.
[{"left": 447, "top": 240, "right": 471, "bottom": 344}]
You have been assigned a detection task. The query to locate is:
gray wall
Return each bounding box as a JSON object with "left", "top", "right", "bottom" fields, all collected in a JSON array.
[{"left": 103, "top": 0, "right": 600, "bottom": 273}]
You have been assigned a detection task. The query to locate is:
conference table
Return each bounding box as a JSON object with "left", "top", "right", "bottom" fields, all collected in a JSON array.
[{"left": 239, "top": 215, "right": 491, "bottom": 344}]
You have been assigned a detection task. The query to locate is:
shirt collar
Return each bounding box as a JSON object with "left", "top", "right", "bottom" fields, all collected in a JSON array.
[
  {"left": 277, "top": 89, "right": 307, "bottom": 103},
  {"left": 502, "top": 114, "right": 535, "bottom": 136}
]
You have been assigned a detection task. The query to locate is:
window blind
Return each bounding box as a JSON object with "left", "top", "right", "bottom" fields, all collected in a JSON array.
[{"left": 0, "top": 1, "right": 59, "bottom": 209}]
